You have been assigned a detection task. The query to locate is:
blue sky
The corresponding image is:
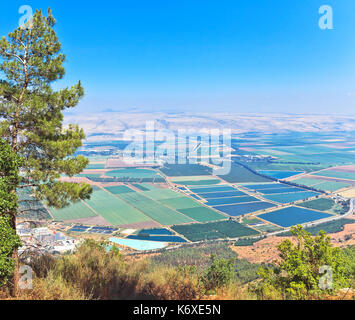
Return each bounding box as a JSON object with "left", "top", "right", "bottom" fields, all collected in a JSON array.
[{"left": 1, "top": 0, "right": 355, "bottom": 114}]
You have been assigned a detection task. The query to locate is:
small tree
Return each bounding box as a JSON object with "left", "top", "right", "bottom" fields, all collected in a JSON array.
[
  {"left": 252, "top": 226, "right": 351, "bottom": 300},
  {"left": 203, "top": 254, "right": 235, "bottom": 291}
]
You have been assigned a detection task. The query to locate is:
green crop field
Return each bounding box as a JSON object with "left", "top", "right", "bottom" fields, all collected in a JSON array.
[
  {"left": 177, "top": 207, "right": 226, "bottom": 222},
  {"left": 49, "top": 200, "right": 97, "bottom": 221},
  {"left": 312, "top": 181, "right": 352, "bottom": 192},
  {"left": 297, "top": 198, "right": 347, "bottom": 215},
  {"left": 297, "top": 198, "right": 335, "bottom": 211},
  {"left": 143, "top": 188, "right": 185, "bottom": 200},
  {"left": 241, "top": 217, "right": 261, "bottom": 225},
  {"left": 106, "top": 188, "right": 194, "bottom": 225},
  {"left": 154, "top": 191, "right": 226, "bottom": 222},
  {"left": 140, "top": 183, "right": 161, "bottom": 191},
  {"left": 160, "top": 197, "right": 201, "bottom": 210},
  {"left": 172, "top": 220, "right": 259, "bottom": 241},
  {"left": 291, "top": 177, "right": 323, "bottom": 187},
  {"left": 104, "top": 185, "right": 134, "bottom": 194},
  {"left": 85, "top": 188, "right": 151, "bottom": 226},
  {"left": 234, "top": 238, "right": 263, "bottom": 246}
]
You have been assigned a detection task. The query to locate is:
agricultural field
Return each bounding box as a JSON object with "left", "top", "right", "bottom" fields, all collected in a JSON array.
[
  {"left": 297, "top": 198, "right": 348, "bottom": 215},
  {"left": 290, "top": 177, "right": 325, "bottom": 187},
  {"left": 258, "top": 206, "right": 332, "bottom": 228},
  {"left": 171, "top": 220, "right": 259, "bottom": 242},
  {"left": 188, "top": 185, "right": 236, "bottom": 193},
  {"left": 132, "top": 184, "right": 150, "bottom": 191},
  {"left": 255, "top": 187, "right": 306, "bottom": 195},
  {"left": 106, "top": 186, "right": 194, "bottom": 225},
  {"left": 217, "top": 163, "right": 273, "bottom": 183},
  {"left": 197, "top": 190, "right": 246, "bottom": 199},
  {"left": 258, "top": 170, "right": 303, "bottom": 180},
  {"left": 277, "top": 218, "right": 355, "bottom": 236},
  {"left": 160, "top": 164, "right": 212, "bottom": 176},
  {"left": 241, "top": 217, "right": 261, "bottom": 225},
  {"left": 339, "top": 187, "right": 355, "bottom": 198},
  {"left": 49, "top": 200, "right": 97, "bottom": 221},
  {"left": 171, "top": 178, "right": 221, "bottom": 186},
  {"left": 240, "top": 182, "right": 320, "bottom": 204},
  {"left": 290, "top": 176, "right": 352, "bottom": 192},
  {"left": 232, "top": 131, "right": 355, "bottom": 169},
  {"left": 312, "top": 170, "right": 355, "bottom": 181},
  {"left": 240, "top": 183, "right": 292, "bottom": 190},
  {"left": 313, "top": 181, "right": 353, "bottom": 192},
  {"left": 245, "top": 162, "right": 329, "bottom": 173},
  {"left": 213, "top": 201, "right": 276, "bottom": 216},
  {"left": 177, "top": 207, "right": 226, "bottom": 222},
  {"left": 253, "top": 223, "right": 283, "bottom": 233},
  {"left": 206, "top": 196, "right": 259, "bottom": 206},
  {"left": 105, "top": 168, "right": 161, "bottom": 179},
  {"left": 85, "top": 187, "right": 152, "bottom": 226},
  {"left": 233, "top": 237, "right": 264, "bottom": 246},
  {"left": 246, "top": 144, "right": 355, "bottom": 164},
  {"left": 261, "top": 191, "right": 320, "bottom": 204},
  {"left": 160, "top": 197, "right": 201, "bottom": 210},
  {"left": 144, "top": 186, "right": 227, "bottom": 222},
  {"left": 134, "top": 228, "right": 174, "bottom": 236}
]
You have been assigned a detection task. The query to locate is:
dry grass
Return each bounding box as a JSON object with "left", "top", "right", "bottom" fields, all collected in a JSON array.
[{"left": 1, "top": 239, "right": 352, "bottom": 300}]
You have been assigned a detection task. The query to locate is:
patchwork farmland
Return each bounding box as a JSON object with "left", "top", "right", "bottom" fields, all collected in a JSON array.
[
  {"left": 45, "top": 164, "right": 348, "bottom": 248},
  {"left": 20, "top": 131, "right": 355, "bottom": 251}
]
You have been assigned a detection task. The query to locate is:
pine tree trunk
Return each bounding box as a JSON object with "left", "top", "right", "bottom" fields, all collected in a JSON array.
[
  {"left": 10, "top": 200, "right": 19, "bottom": 297},
  {"left": 11, "top": 248, "right": 19, "bottom": 297}
]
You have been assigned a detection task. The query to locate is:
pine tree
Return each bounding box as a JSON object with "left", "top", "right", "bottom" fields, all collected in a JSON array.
[{"left": 0, "top": 8, "right": 92, "bottom": 295}]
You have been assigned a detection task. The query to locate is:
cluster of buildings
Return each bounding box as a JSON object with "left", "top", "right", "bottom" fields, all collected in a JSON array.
[{"left": 16, "top": 222, "right": 81, "bottom": 256}]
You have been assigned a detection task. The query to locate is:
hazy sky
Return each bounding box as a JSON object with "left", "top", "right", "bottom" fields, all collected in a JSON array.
[{"left": 1, "top": 0, "right": 355, "bottom": 114}]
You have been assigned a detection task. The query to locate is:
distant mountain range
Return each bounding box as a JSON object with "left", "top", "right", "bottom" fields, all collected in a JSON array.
[{"left": 64, "top": 112, "right": 355, "bottom": 141}]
